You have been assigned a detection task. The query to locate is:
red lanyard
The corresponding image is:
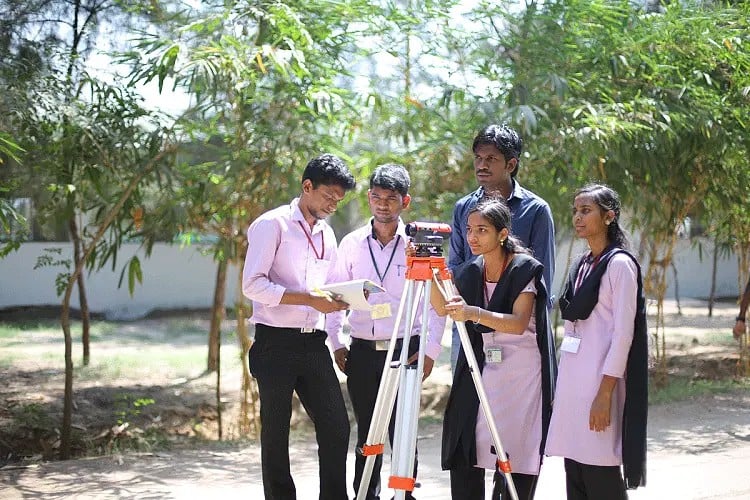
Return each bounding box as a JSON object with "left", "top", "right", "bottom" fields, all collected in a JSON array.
[
  {"left": 483, "top": 253, "right": 511, "bottom": 306},
  {"left": 575, "top": 252, "right": 603, "bottom": 292},
  {"left": 298, "top": 221, "right": 325, "bottom": 260}
]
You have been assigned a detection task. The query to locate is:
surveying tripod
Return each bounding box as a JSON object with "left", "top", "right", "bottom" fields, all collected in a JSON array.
[{"left": 355, "top": 224, "right": 519, "bottom": 500}]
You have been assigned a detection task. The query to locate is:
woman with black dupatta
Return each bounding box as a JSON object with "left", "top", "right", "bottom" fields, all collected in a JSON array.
[
  {"left": 429, "top": 197, "right": 556, "bottom": 500},
  {"left": 545, "top": 183, "right": 648, "bottom": 499}
]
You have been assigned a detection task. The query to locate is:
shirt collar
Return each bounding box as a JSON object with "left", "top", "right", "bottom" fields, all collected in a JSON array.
[
  {"left": 476, "top": 179, "right": 519, "bottom": 201},
  {"left": 291, "top": 197, "right": 323, "bottom": 233},
  {"left": 369, "top": 217, "right": 406, "bottom": 242}
]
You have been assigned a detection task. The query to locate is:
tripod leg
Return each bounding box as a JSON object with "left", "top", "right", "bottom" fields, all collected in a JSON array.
[
  {"left": 356, "top": 279, "right": 419, "bottom": 500},
  {"left": 389, "top": 280, "right": 431, "bottom": 500},
  {"left": 440, "top": 277, "right": 520, "bottom": 500},
  {"left": 356, "top": 363, "right": 400, "bottom": 500}
]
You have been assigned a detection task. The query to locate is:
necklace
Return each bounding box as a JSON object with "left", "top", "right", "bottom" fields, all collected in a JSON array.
[
  {"left": 483, "top": 252, "right": 511, "bottom": 283},
  {"left": 483, "top": 252, "right": 511, "bottom": 306}
]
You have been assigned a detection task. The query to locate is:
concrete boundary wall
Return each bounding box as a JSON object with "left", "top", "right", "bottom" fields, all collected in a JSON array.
[
  {"left": 0, "top": 238, "right": 741, "bottom": 319},
  {"left": 0, "top": 242, "right": 240, "bottom": 319}
]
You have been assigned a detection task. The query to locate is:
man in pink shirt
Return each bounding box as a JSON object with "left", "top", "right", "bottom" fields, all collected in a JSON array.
[
  {"left": 326, "top": 164, "right": 444, "bottom": 500},
  {"left": 243, "top": 154, "right": 356, "bottom": 500}
]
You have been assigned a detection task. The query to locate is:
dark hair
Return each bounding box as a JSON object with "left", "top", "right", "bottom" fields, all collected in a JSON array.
[
  {"left": 302, "top": 154, "right": 356, "bottom": 190},
  {"left": 472, "top": 124, "right": 523, "bottom": 178},
  {"left": 369, "top": 163, "right": 410, "bottom": 196},
  {"left": 469, "top": 194, "right": 530, "bottom": 255},
  {"left": 575, "top": 183, "right": 630, "bottom": 250}
]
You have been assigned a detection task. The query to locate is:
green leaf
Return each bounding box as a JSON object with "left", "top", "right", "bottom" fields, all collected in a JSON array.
[{"left": 127, "top": 257, "right": 143, "bottom": 296}]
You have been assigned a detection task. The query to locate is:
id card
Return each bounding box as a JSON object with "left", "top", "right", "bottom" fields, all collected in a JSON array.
[
  {"left": 485, "top": 347, "right": 503, "bottom": 364},
  {"left": 370, "top": 303, "right": 392, "bottom": 320},
  {"left": 560, "top": 335, "right": 581, "bottom": 353}
]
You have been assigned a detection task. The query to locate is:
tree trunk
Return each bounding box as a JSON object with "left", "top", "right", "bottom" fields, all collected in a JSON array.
[
  {"left": 68, "top": 216, "right": 91, "bottom": 365},
  {"left": 708, "top": 237, "right": 718, "bottom": 317},
  {"left": 58, "top": 145, "right": 174, "bottom": 459},
  {"left": 670, "top": 261, "right": 682, "bottom": 316},
  {"left": 207, "top": 259, "right": 228, "bottom": 372},
  {"left": 236, "top": 241, "right": 259, "bottom": 437},
  {"left": 737, "top": 247, "right": 750, "bottom": 377},
  {"left": 60, "top": 283, "right": 75, "bottom": 459},
  {"left": 215, "top": 315, "right": 222, "bottom": 441}
]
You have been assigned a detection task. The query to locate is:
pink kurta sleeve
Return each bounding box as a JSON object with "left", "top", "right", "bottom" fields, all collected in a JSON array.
[
  {"left": 601, "top": 255, "right": 638, "bottom": 378},
  {"left": 425, "top": 308, "right": 445, "bottom": 361}
]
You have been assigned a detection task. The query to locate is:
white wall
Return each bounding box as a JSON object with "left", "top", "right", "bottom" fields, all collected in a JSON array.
[
  {"left": 0, "top": 238, "right": 742, "bottom": 320},
  {"left": 0, "top": 242, "right": 240, "bottom": 319}
]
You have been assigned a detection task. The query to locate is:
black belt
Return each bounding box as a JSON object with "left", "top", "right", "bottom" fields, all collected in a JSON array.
[
  {"left": 351, "top": 335, "right": 417, "bottom": 352},
  {"left": 255, "top": 323, "right": 325, "bottom": 335}
]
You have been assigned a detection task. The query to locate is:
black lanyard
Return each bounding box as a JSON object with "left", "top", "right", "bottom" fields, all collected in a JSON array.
[{"left": 367, "top": 234, "right": 401, "bottom": 284}]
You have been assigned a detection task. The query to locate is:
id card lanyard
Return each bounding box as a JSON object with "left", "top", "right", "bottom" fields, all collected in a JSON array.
[
  {"left": 367, "top": 234, "right": 401, "bottom": 285},
  {"left": 367, "top": 234, "right": 401, "bottom": 327},
  {"left": 298, "top": 221, "right": 325, "bottom": 260}
]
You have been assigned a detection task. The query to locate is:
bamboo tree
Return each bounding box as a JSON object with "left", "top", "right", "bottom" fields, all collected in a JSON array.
[
  {"left": 122, "top": 0, "right": 379, "bottom": 434},
  {"left": 58, "top": 138, "right": 176, "bottom": 457},
  {"left": 468, "top": 0, "right": 750, "bottom": 385}
]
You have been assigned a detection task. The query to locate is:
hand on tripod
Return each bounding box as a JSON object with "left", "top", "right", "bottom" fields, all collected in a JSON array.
[{"left": 443, "top": 297, "right": 481, "bottom": 324}]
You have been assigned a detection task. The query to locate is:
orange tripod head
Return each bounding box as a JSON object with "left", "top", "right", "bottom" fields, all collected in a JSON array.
[{"left": 404, "top": 221, "right": 453, "bottom": 281}]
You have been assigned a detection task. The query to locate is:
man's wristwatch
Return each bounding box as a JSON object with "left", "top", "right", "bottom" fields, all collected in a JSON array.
[{"left": 736, "top": 316, "right": 746, "bottom": 322}]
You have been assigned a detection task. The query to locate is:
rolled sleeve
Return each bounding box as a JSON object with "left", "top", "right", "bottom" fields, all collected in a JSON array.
[
  {"left": 242, "top": 218, "right": 286, "bottom": 306},
  {"left": 602, "top": 256, "right": 638, "bottom": 378}
]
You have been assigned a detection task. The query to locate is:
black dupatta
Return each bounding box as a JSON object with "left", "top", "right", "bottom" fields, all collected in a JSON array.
[
  {"left": 441, "top": 253, "right": 557, "bottom": 470},
  {"left": 559, "top": 247, "right": 648, "bottom": 489}
]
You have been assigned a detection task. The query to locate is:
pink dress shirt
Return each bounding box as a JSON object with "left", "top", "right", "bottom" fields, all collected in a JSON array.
[
  {"left": 325, "top": 220, "right": 444, "bottom": 359},
  {"left": 544, "top": 253, "right": 638, "bottom": 466},
  {"left": 242, "top": 198, "right": 340, "bottom": 345},
  {"left": 474, "top": 279, "right": 542, "bottom": 475}
]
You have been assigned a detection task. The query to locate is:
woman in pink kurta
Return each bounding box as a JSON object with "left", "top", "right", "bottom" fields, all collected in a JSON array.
[
  {"left": 545, "top": 183, "right": 648, "bottom": 499},
  {"left": 474, "top": 280, "right": 542, "bottom": 477},
  {"left": 430, "top": 197, "right": 556, "bottom": 500}
]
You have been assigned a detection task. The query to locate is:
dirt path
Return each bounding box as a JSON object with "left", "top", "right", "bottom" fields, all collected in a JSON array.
[
  {"left": 2, "top": 389, "right": 748, "bottom": 499},
  {"left": 1, "top": 300, "right": 748, "bottom": 498}
]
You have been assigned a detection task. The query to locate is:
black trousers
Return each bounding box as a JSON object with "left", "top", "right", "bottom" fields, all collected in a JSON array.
[
  {"left": 563, "top": 458, "right": 627, "bottom": 500},
  {"left": 346, "top": 335, "right": 420, "bottom": 500},
  {"left": 449, "top": 465, "right": 539, "bottom": 500},
  {"left": 249, "top": 324, "right": 350, "bottom": 500}
]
